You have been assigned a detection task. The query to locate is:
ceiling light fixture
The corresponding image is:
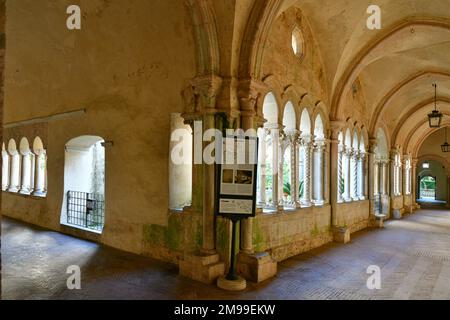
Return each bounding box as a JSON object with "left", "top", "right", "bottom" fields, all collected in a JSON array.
[{"left": 428, "top": 83, "right": 443, "bottom": 128}]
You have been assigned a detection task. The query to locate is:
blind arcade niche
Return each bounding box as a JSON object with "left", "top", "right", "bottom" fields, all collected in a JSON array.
[{"left": 215, "top": 135, "right": 258, "bottom": 219}]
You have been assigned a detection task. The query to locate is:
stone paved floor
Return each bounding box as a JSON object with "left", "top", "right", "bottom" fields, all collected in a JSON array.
[{"left": 2, "top": 209, "right": 450, "bottom": 300}]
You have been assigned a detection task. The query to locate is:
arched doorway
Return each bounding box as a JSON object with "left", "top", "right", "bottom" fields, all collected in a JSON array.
[
  {"left": 60, "top": 136, "right": 105, "bottom": 233},
  {"left": 419, "top": 175, "right": 436, "bottom": 200}
]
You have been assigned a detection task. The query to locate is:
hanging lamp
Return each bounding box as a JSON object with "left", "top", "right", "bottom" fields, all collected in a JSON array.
[{"left": 428, "top": 83, "right": 443, "bottom": 128}]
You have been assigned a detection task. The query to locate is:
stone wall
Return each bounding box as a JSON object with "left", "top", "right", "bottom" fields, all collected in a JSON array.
[
  {"left": 252, "top": 205, "right": 332, "bottom": 262},
  {"left": 2, "top": 0, "right": 196, "bottom": 255},
  {"left": 335, "top": 200, "right": 370, "bottom": 233}
]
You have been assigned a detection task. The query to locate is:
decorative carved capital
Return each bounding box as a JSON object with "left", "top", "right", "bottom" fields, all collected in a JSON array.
[
  {"left": 181, "top": 74, "right": 223, "bottom": 119},
  {"left": 329, "top": 120, "right": 345, "bottom": 140},
  {"left": 238, "top": 78, "right": 268, "bottom": 112}
]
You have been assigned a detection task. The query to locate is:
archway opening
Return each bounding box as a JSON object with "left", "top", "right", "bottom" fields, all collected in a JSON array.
[
  {"left": 419, "top": 176, "right": 436, "bottom": 200},
  {"left": 60, "top": 135, "right": 105, "bottom": 233},
  {"left": 256, "top": 92, "right": 279, "bottom": 210},
  {"left": 417, "top": 159, "right": 447, "bottom": 205}
]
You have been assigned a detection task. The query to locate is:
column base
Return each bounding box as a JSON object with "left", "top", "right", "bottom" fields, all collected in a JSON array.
[
  {"left": 332, "top": 226, "right": 351, "bottom": 244},
  {"left": 370, "top": 214, "right": 387, "bottom": 228},
  {"left": 217, "top": 276, "right": 246, "bottom": 291},
  {"left": 19, "top": 189, "right": 33, "bottom": 195},
  {"left": 391, "top": 208, "right": 404, "bottom": 219},
  {"left": 179, "top": 253, "right": 225, "bottom": 284},
  {"left": 237, "top": 252, "right": 277, "bottom": 283},
  {"left": 312, "top": 199, "right": 325, "bottom": 206},
  {"left": 300, "top": 201, "right": 312, "bottom": 207},
  {"left": 32, "top": 190, "right": 47, "bottom": 197}
]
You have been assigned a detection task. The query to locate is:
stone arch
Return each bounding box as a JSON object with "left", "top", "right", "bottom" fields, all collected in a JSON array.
[
  {"left": 185, "top": 0, "right": 220, "bottom": 75},
  {"left": 238, "top": 0, "right": 283, "bottom": 79},
  {"left": 19, "top": 137, "right": 35, "bottom": 195},
  {"left": 282, "top": 101, "right": 296, "bottom": 131},
  {"left": 313, "top": 114, "right": 325, "bottom": 140},
  {"left": 418, "top": 154, "right": 450, "bottom": 176},
  {"left": 331, "top": 18, "right": 450, "bottom": 120},
  {"left": 369, "top": 70, "right": 450, "bottom": 136},
  {"left": 393, "top": 97, "right": 450, "bottom": 147},
  {"left": 7, "top": 139, "right": 20, "bottom": 193},
  {"left": 375, "top": 127, "right": 389, "bottom": 159},
  {"left": 299, "top": 108, "right": 312, "bottom": 137},
  {"left": 263, "top": 91, "right": 279, "bottom": 126},
  {"left": 404, "top": 118, "right": 450, "bottom": 157},
  {"left": 352, "top": 128, "right": 359, "bottom": 150},
  {"left": 32, "top": 136, "right": 47, "bottom": 197}
]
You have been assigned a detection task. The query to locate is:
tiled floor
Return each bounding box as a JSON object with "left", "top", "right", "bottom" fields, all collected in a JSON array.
[{"left": 2, "top": 209, "right": 450, "bottom": 300}]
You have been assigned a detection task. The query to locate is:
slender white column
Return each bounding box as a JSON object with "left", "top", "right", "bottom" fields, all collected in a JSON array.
[
  {"left": 351, "top": 150, "right": 359, "bottom": 201},
  {"left": 257, "top": 130, "right": 266, "bottom": 207},
  {"left": 277, "top": 130, "right": 285, "bottom": 209},
  {"left": 8, "top": 153, "right": 21, "bottom": 192},
  {"left": 358, "top": 153, "right": 366, "bottom": 200},
  {"left": 295, "top": 134, "right": 302, "bottom": 208},
  {"left": 373, "top": 160, "right": 379, "bottom": 195},
  {"left": 271, "top": 127, "right": 279, "bottom": 209},
  {"left": 300, "top": 136, "right": 312, "bottom": 207},
  {"left": 287, "top": 130, "right": 299, "bottom": 208},
  {"left": 2, "top": 153, "right": 10, "bottom": 191},
  {"left": 343, "top": 147, "right": 352, "bottom": 202},
  {"left": 337, "top": 144, "right": 344, "bottom": 203},
  {"left": 313, "top": 141, "right": 325, "bottom": 205},
  {"left": 382, "top": 162, "right": 388, "bottom": 195}
]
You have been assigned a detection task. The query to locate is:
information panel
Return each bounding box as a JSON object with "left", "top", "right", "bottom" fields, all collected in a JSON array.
[{"left": 215, "top": 135, "right": 258, "bottom": 218}]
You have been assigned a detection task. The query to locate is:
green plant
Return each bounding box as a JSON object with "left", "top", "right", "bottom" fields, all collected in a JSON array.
[
  {"left": 299, "top": 180, "right": 304, "bottom": 198},
  {"left": 283, "top": 181, "right": 291, "bottom": 196}
]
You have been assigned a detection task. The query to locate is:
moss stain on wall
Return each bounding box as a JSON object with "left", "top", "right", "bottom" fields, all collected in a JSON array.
[
  {"left": 143, "top": 214, "right": 182, "bottom": 251},
  {"left": 252, "top": 218, "right": 265, "bottom": 253}
]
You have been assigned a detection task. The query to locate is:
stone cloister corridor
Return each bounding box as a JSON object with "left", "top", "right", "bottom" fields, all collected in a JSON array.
[
  {"left": 2, "top": 0, "right": 450, "bottom": 304},
  {"left": 3, "top": 208, "right": 450, "bottom": 300}
]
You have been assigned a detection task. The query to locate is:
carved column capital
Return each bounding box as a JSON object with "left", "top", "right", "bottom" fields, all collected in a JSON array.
[
  {"left": 181, "top": 74, "right": 223, "bottom": 123},
  {"left": 238, "top": 78, "right": 268, "bottom": 126}
]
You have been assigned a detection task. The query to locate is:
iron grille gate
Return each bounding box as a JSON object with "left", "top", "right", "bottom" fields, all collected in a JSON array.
[{"left": 67, "top": 191, "right": 105, "bottom": 231}]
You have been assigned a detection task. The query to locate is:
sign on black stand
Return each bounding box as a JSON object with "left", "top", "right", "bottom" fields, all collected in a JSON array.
[{"left": 215, "top": 135, "right": 258, "bottom": 290}]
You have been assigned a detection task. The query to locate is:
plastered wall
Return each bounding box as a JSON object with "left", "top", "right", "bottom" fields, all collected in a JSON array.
[{"left": 2, "top": 0, "right": 196, "bottom": 255}]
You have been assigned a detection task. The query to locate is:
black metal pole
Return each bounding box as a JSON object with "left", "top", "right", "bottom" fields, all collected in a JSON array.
[{"left": 226, "top": 217, "right": 239, "bottom": 281}]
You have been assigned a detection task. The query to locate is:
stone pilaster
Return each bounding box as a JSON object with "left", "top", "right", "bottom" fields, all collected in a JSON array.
[
  {"left": 328, "top": 122, "right": 350, "bottom": 243},
  {"left": 236, "top": 79, "right": 277, "bottom": 283},
  {"left": 329, "top": 122, "right": 344, "bottom": 227},
  {"left": 179, "top": 74, "right": 226, "bottom": 284}
]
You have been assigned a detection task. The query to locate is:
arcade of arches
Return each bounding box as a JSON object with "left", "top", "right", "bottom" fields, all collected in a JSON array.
[{"left": 2, "top": 0, "right": 450, "bottom": 293}]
